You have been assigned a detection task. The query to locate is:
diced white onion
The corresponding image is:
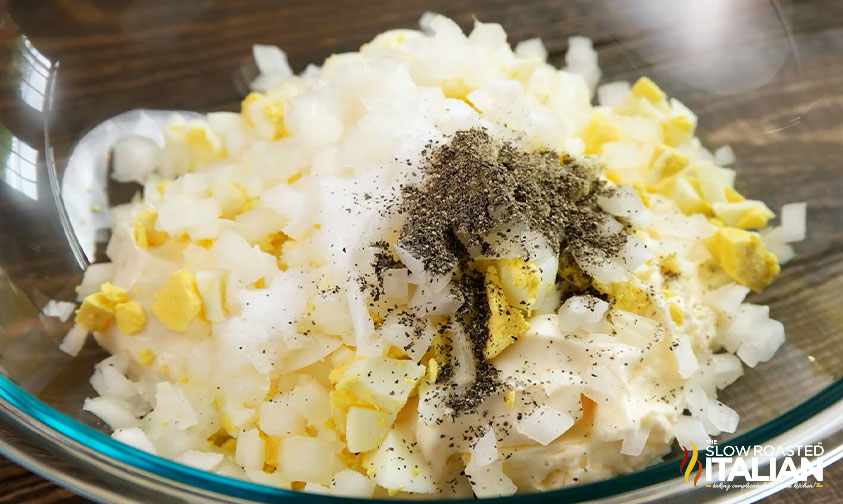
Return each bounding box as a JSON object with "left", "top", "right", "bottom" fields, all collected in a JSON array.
[
  {"left": 780, "top": 202, "right": 807, "bottom": 243},
  {"left": 42, "top": 300, "right": 76, "bottom": 322},
  {"left": 672, "top": 416, "right": 710, "bottom": 451},
  {"left": 111, "top": 135, "right": 160, "bottom": 184},
  {"left": 112, "top": 427, "right": 157, "bottom": 454},
  {"left": 713, "top": 145, "right": 735, "bottom": 166},
  {"left": 235, "top": 428, "right": 265, "bottom": 470},
  {"left": 557, "top": 295, "right": 609, "bottom": 331},
  {"left": 703, "top": 283, "right": 750, "bottom": 316},
  {"left": 252, "top": 44, "right": 292, "bottom": 79},
  {"left": 705, "top": 399, "right": 739, "bottom": 433},
  {"left": 515, "top": 405, "right": 574, "bottom": 446},
  {"left": 59, "top": 324, "right": 89, "bottom": 357},
  {"left": 711, "top": 353, "right": 744, "bottom": 389},
  {"left": 597, "top": 81, "right": 631, "bottom": 108},
  {"left": 175, "top": 450, "right": 225, "bottom": 471},
  {"left": 468, "top": 428, "right": 498, "bottom": 469},
  {"left": 620, "top": 424, "right": 651, "bottom": 456},
  {"left": 83, "top": 397, "right": 139, "bottom": 430}
]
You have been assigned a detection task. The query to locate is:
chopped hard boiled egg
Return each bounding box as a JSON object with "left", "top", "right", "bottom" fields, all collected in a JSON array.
[
  {"left": 152, "top": 269, "right": 203, "bottom": 332},
  {"left": 114, "top": 301, "right": 146, "bottom": 335},
  {"left": 75, "top": 292, "right": 115, "bottom": 331},
  {"left": 483, "top": 266, "right": 530, "bottom": 359},
  {"left": 704, "top": 227, "right": 780, "bottom": 292},
  {"left": 334, "top": 356, "right": 425, "bottom": 413}
]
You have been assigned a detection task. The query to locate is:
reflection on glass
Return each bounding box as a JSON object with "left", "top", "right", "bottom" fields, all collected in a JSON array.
[
  {"left": 0, "top": 125, "right": 39, "bottom": 200},
  {"left": 17, "top": 35, "right": 51, "bottom": 113}
]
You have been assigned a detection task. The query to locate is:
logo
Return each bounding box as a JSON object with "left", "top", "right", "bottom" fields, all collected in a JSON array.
[
  {"left": 678, "top": 440, "right": 825, "bottom": 491},
  {"left": 680, "top": 441, "right": 702, "bottom": 486}
]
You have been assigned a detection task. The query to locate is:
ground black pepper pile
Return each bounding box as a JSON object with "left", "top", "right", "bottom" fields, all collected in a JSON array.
[
  {"left": 397, "top": 128, "right": 626, "bottom": 277},
  {"left": 386, "top": 128, "right": 631, "bottom": 415}
]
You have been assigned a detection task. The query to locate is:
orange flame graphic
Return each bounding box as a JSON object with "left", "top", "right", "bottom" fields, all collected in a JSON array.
[{"left": 679, "top": 442, "right": 702, "bottom": 486}]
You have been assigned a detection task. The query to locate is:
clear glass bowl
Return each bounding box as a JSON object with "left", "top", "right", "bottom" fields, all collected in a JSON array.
[{"left": 1, "top": 1, "right": 842, "bottom": 502}]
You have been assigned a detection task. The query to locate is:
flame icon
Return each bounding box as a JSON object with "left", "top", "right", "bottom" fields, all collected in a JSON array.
[{"left": 679, "top": 442, "right": 703, "bottom": 486}]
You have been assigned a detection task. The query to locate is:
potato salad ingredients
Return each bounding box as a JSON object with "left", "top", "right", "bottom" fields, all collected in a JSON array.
[{"left": 61, "top": 13, "right": 806, "bottom": 498}]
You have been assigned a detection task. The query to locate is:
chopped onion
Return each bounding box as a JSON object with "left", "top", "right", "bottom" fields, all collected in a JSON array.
[
  {"left": 713, "top": 145, "right": 735, "bottom": 166},
  {"left": 379, "top": 312, "right": 434, "bottom": 362},
  {"left": 736, "top": 316, "right": 785, "bottom": 367},
  {"left": 90, "top": 363, "right": 138, "bottom": 401},
  {"left": 252, "top": 44, "right": 292, "bottom": 79},
  {"left": 597, "top": 81, "right": 631, "bottom": 107},
  {"left": 175, "top": 450, "right": 225, "bottom": 471},
  {"left": 705, "top": 399, "right": 739, "bottom": 433},
  {"left": 620, "top": 424, "right": 651, "bottom": 456},
  {"left": 703, "top": 283, "right": 750, "bottom": 316},
  {"left": 672, "top": 416, "right": 710, "bottom": 451},
  {"left": 463, "top": 461, "right": 517, "bottom": 498},
  {"left": 408, "top": 284, "right": 463, "bottom": 317},
  {"left": 558, "top": 295, "right": 609, "bottom": 331},
  {"left": 597, "top": 186, "right": 646, "bottom": 222},
  {"left": 684, "top": 381, "right": 708, "bottom": 418},
  {"left": 111, "top": 135, "right": 159, "bottom": 184},
  {"left": 77, "top": 263, "right": 116, "bottom": 298},
  {"left": 259, "top": 400, "right": 306, "bottom": 437},
  {"left": 759, "top": 226, "right": 796, "bottom": 263},
  {"left": 382, "top": 267, "right": 409, "bottom": 301},
  {"left": 711, "top": 353, "right": 744, "bottom": 389},
  {"left": 59, "top": 324, "right": 89, "bottom": 356},
  {"left": 468, "top": 428, "right": 498, "bottom": 469},
  {"left": 564, "top": 36, "right": 600, "bottom": 94},
  {"left": 112, "top": 427, "right": 157, "bottom": 454},
  {"left": 235, "top": 428, "right": 265, "bottom": 470},
  {"left": 516, "top": 405, "right": 574, "bottom": 446},
  {"left": 83, "top": 397, "right": 139, "bottom": 430},
  {"left": 514, "top": 38, "right": 547, "bottom": 61},
  {"left": 673, "top": 337, "right": 699, "bottom": 379},
  {"left": 394, "top": 242, "right": 426, "bottom": 284},
  {"left": 330, "top": 470, "right": 376, "bottom": 498},
  {"left": 42, "top": 300, "right": 75, "bottom": 322},
  {"left": 780, "top": 202, "right": 807, "bottom": 243},
  {"left": 153, "top": 382, "right": 197, "bottom": 430},
  {"left": 574, "top": 249, "right": 628, "bottom": 284},
  {"left": 616, "top": 236, "right": 653, "bottom": 271}
]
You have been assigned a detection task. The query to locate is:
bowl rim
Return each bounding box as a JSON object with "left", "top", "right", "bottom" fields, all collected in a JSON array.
[{"left": 1, "top": 373, "right": 841, "bottom": 503}]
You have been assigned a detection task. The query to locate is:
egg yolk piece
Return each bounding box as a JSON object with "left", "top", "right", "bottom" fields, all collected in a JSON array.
[{"left": 152, "top": 269, "right": 203, "bottom": 332}]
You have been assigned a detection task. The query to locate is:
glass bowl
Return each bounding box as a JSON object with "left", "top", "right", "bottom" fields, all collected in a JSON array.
[{"left": 1, "top": 0, "right": 841, "bottom": 502}]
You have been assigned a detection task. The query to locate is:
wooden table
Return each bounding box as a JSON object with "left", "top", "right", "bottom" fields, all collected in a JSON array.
[{"left": 1, "top": 0, "right": 842, "bottom": 502}]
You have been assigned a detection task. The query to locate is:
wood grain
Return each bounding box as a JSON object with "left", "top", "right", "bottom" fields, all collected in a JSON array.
[{"left": 0, "top": 0, "right": 841, "bottom": 502}]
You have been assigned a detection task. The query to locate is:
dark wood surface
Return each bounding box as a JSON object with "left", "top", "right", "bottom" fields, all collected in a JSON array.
[{"left": 0, "top": 0, "right": 842, "bottom": 502}]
